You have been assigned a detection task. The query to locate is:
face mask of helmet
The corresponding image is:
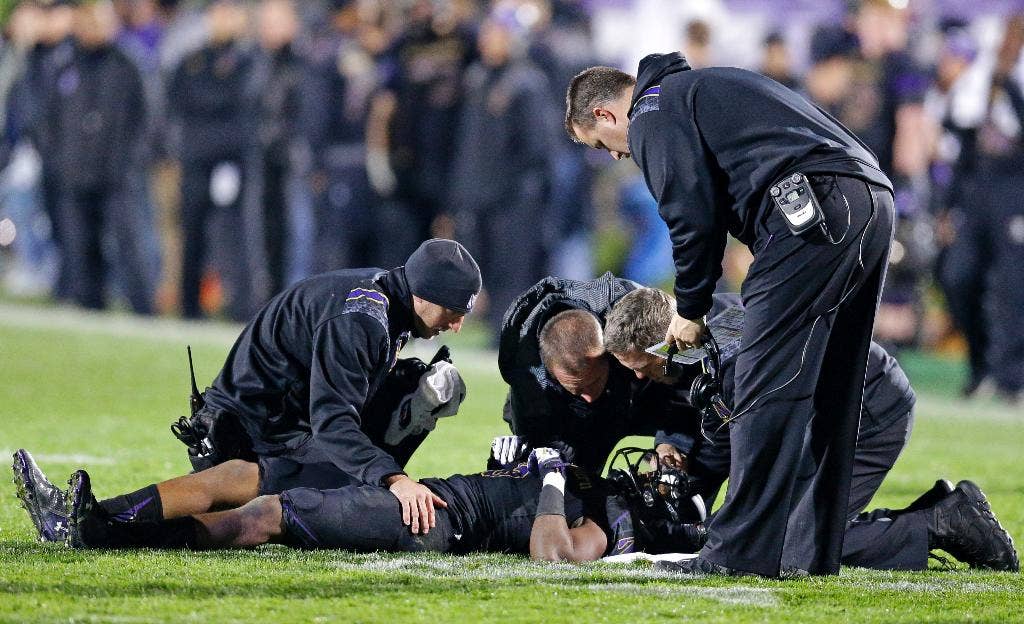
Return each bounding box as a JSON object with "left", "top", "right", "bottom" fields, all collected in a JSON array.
[{"left": 606, "top": 447, "right": 704, "bottom": 524}]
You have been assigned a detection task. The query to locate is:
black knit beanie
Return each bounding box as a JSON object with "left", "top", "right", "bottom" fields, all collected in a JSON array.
[{"left": 405, "top": 239, "right": 482, "bottom": 313}]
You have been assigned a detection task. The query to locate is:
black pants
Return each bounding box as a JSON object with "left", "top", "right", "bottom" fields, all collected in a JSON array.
[
  {"left": 936, "top": 178, "right": 989, "bottom": 389},
  {"left": 311, "top": 154, "right": 376, "bottom": 274},
  {"left": 261, "top": 155, "right": 289, "bottom": 297},
  {"left": 696, "top": 409, "right": 922, "bottom": 570},
  {"left": 41, "top": 163, "right": 72, "bottom": 300},
  {"left": 979, "top": 171, "right": 1024, "bottom": 395},
  {"left": 841, "top": 410, "right": 928, "bottom": 570},
  {"left": 458, "top": 194, "right": 547, "bottom": 337},
  {"left": 180, "top": 158, "right": 249, "bottom": 320},
  {"left": 61, "top": 184, "right": 153, "bottom": 314},
  {"left": 701, "top": 176, "right": 895, "bottom": 577},
  {"left": 279, "top": 483, "right": 462, "bottom": 552}
]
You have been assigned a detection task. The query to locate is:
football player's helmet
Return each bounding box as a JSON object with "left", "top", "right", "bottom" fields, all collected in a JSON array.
[{"left": 606, "top": 447, "right": 705, "bottom": 525}]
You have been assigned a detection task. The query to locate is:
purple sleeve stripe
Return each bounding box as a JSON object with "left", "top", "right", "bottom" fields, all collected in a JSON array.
[{"left": 346, "top": 288, "right": 388, "bottom": 306}]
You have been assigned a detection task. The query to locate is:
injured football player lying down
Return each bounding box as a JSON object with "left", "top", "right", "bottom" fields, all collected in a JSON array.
[
  {"left": 14, "top": 442, "right": 1019, "bottom": 573},
  {"left": 15, "top": 446, "right": 706, "bottom": 560}
]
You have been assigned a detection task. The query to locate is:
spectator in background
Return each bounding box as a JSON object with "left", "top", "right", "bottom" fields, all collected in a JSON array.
[
  {"left": 760, "top": 31, "right": 798, "bottom": 90},
  {"left": 848, "top": 0, "right": 936, "bottom": 351},
  {"left": 115, "top": 0, "right": 164, "bottom": 72},
  {"left": 303, "top": 0, "right": 383, "bottom": 275},
  {"left": 0, "top": 1, "right": 54, "bottom": 295},
  {"left": 925, "top": 27, "right": 989, "bottom": 397},
  {"left": 803, "top": 25, "right": 858, "bottom": 118},
  {"left": 682, "top": 18, "right": 713, "bottom": 69},
  {"left": 527, "top": 0, "right": 597, "bottom": 280},
  {"left": 112, "top": 0, "right": 166, "bottom": 314},
  {"left": 250, "top": 0, "right": 303, "bottom": 298},
  {"left": 963, "top": 16, "right": 1024, "bottom": 404},
  {"left": 12, "top": 0, "right": 76, "bottom": 301},
  {"left": 0, "top": 2, "right": 44, "bottom": 166},
  {"left": 366, "top": 0, "right": 477, "bottom": 266},
  {"left": 167, "top": 0, "right": 252, "bottom": 320},
  {"left": 450, "top": 9, "right": 554, "bottom": 338},
  {"left": 44, "top": 0, "right": 154, "bottom": 313},
  {"left": 116, "top": 0, "right": 167, "bottom": 159}
]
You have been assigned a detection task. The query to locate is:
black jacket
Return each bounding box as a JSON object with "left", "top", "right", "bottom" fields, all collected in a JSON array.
[
  {"left": 167, "top": 42, "right": 253, "bottom": 162},
  {"left": 249, "top": 44, "right": 305, "bottom": 165},
  {"left": 203, "top": 267, "right": 416, "bottom": 486},
  {"left": 498, "top": 273, "right": 637, "bottom": 435},
  {"left": 450, "top": 59, "right": 554, "bottom": 211},
  {"left": 498, "top": 273, "right": 700, "bottom": 470},
  {"left": 627, "top": 52, "right": 892, "bottom": 319},
  {"left": 44, "top": 44, "right": 146, "bottom": 190}
]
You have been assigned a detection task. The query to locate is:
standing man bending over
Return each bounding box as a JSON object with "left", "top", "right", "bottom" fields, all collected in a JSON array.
[{"left": 567, "top": 52, "right": 896, "bottom": 577}]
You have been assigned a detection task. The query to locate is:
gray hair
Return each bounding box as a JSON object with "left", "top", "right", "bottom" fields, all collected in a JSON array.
[
  {"left": 538, "top": 309, "right": 604, "bottom": 373},
  {"left": 604, "top": 288, "right": 675, "bottom": 354},
  {"left": 564, "top": 66, "right": 636, "bottom": 142}
]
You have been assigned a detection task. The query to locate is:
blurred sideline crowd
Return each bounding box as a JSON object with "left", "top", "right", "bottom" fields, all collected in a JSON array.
[{"left": 0, "top": 0, "right": 1023, "bottom": 401}]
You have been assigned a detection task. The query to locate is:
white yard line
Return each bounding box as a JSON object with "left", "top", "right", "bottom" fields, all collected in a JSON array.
[
  {"left": 584, "top": 583, "right": 780, "bottom": 607},
  {"left": 324, "top": 555, "right": 781, "bottom": 606},
  {"left": 1, "top": 449, "right": 117, "bottom": 466},
  {"left": 0, "top": 303, "right": 242, "bottom": 346},
  {"left": 0, "top": 302, "right": 501, "bottom": 372}
]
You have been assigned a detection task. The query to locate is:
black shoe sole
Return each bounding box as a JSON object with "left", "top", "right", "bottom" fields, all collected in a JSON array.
[
  {"left": 12, "top": 449, "right": 66, "bottom": 543},
  {"left": 12, "top": 450, "right": 41, "bottom": 539},
  {"left": 66, "top": 470, "right": 93, "bottom": 549},
  {"left": 955, "top": 480, "right": 1020, "bottom": 572}
]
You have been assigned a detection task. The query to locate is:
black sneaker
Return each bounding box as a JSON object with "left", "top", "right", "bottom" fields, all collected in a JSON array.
[
  {"left": 654, "top": 556, "right": 752, "bottom": 577},
  {"left": 929, "top": 480, "right": 1019, "bottom": 572},
  {"left": 901, "top": 479, "right": 955, "bottom": 515},
  {"left": 66, "top": 469, "right": 113, "bottom": 549},
  {"left": 12, "top": 449, "right": 69, "bottom": 542}
]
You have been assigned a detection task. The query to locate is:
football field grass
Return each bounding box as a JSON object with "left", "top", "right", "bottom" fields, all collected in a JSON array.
[{"left": 1, "top": 303, "right": 1022, "bottom": 623}]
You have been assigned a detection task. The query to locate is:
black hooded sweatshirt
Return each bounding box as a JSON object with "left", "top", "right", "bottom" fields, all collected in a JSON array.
[
  {"left": 203, "top": 268, "right": 416, "bottom": 486},
  {"left": 627, "top": 53, "right": 892, "bottom": 319}
]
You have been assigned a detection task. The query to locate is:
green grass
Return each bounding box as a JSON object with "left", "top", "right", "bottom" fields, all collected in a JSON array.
[{"left": 1, "top": 303, "right": 1022, "bottom": 623}]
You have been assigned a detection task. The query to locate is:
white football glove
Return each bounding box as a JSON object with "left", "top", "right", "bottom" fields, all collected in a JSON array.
[
  {"left": 528, "top": 447, "right": 567, "bottom": 478},
  {"left": 384, "top": 360, "right": 465, "bottom": 446},
  {"left": 490, "top": 435, "right": 527, "bottom": 467}
]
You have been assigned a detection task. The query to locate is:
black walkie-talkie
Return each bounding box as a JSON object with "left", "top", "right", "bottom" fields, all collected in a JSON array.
[{"left": 187, "top": 345, "right": 205, "bottom": 417}]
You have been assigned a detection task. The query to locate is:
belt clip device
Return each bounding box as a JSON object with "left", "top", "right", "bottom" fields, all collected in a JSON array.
[{"left": 770, "top": 172, "right": 825, "bottom": 236}]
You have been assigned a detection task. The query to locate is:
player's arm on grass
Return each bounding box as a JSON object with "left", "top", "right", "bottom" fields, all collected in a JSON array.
[
  {"left": 531, "top": 515, "right": 608, "bottom": 563},
  {"left": 527, "top": 448, "right": 607, "bottom": 562}
]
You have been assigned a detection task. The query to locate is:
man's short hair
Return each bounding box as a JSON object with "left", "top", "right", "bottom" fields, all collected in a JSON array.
[
  {"left": 538, "top": 309, "right": 604, "bottom": 373},
  {"left": 564, "top": 66, "right": 636, "bottom": 142},
  {"left": 604, "top": 288, "right": 675, "bottom": 354}
]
